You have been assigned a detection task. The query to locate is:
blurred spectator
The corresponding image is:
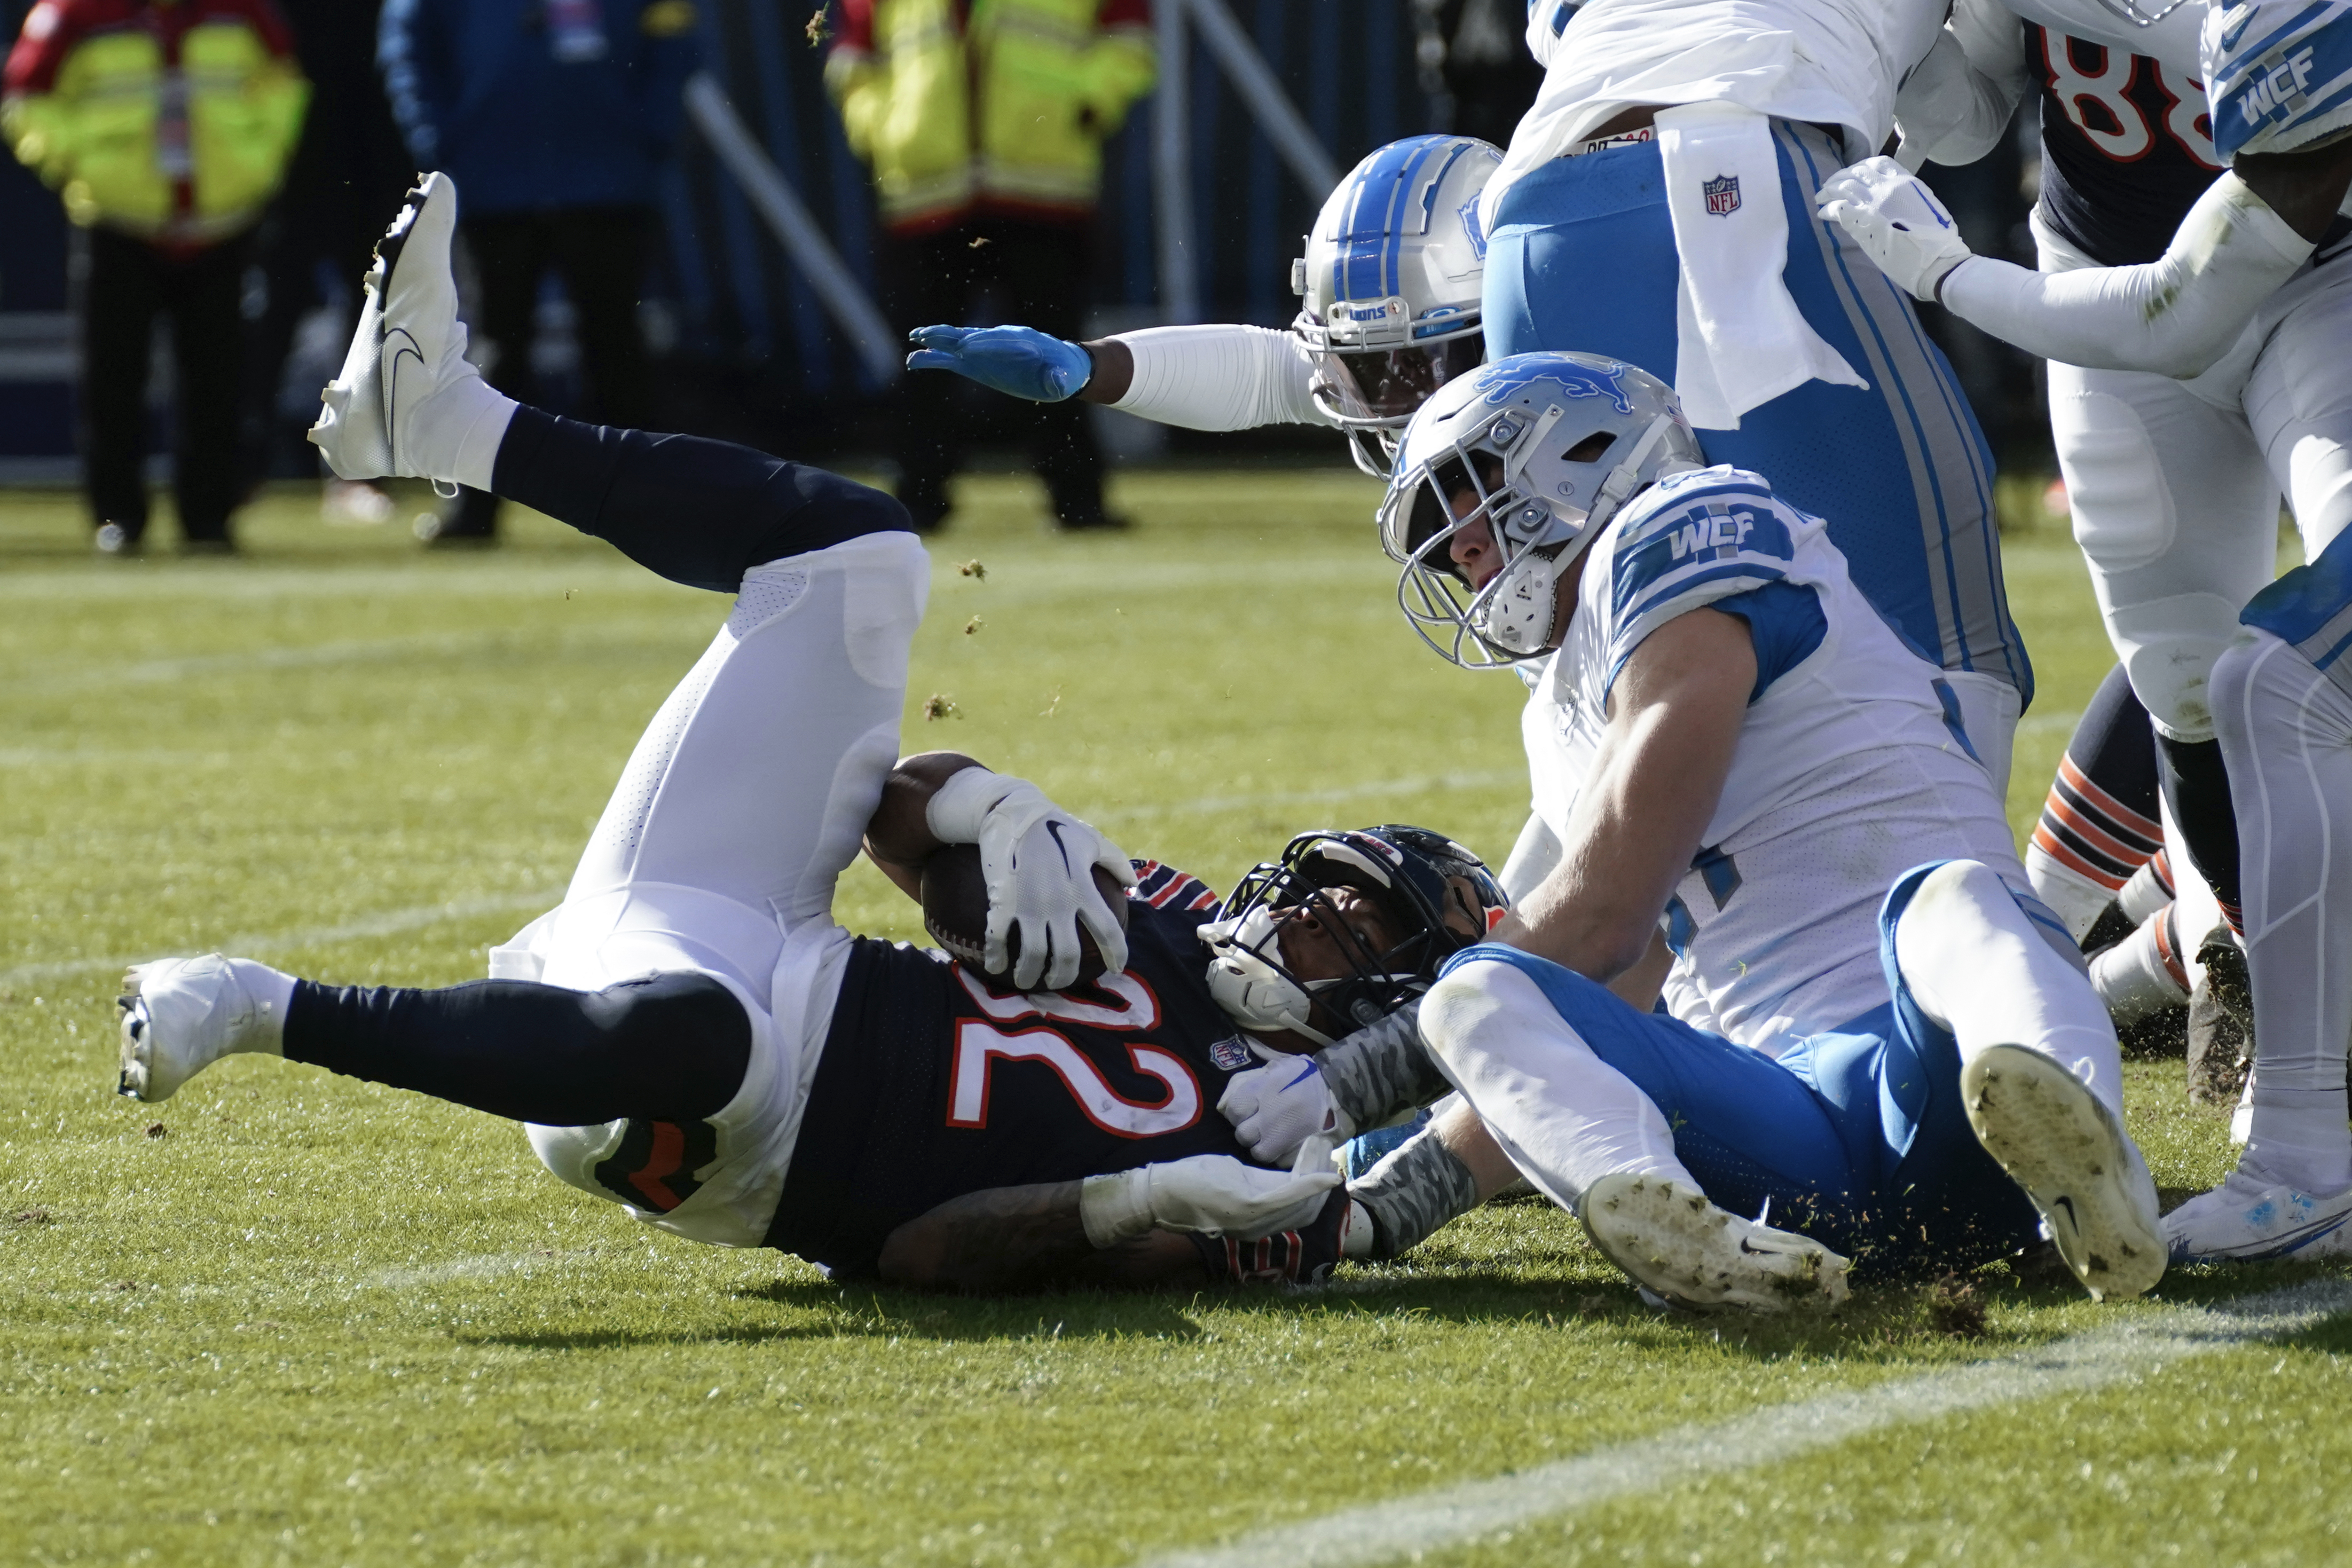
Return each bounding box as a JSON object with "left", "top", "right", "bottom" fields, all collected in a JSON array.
[
  {"left": 379, "top": 0, "right": 699, "bottom": 545},
  {"left": 240, "top": 0, "right": 411, "bottom": 506},
  {"left": 3, "top": 0, "right": 308, "bottom": 553},
  {"left": 827, "top": 0, "right": 1153, "bottom": 533}
]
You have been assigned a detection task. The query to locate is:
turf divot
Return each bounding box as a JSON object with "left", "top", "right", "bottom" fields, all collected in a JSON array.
[{"left": 1136, "top": 1278, "right": 2352, "bottom": 1568}]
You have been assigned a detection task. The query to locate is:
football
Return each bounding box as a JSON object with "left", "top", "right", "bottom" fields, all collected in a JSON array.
[{"left": 919, "top": 841, "right": 1129, "bottom": 988}]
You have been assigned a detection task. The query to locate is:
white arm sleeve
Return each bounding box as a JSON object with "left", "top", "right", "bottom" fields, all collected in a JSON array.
[
  {"left": 1109, "top": 324, "right": 1332, "bottom": 431},
  {"left": 1938, "top": 174, "right": 2316, "bottom": 379},
  {"left": 1895, "top": 2, "right": 2028, "bottom": 170}
]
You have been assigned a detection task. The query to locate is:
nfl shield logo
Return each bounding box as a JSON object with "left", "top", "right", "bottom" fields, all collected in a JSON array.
[
  {"left": 1703, "top": 175, "right": 1741, "bottom": 216},
  {"left": 1210, "top": 1037, "right": 1254, "bottom": 1072}
]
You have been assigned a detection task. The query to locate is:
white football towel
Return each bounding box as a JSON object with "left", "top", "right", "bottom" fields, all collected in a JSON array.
[{"left": 1657, "top": 101, "right": 1866, "bottom": 430}]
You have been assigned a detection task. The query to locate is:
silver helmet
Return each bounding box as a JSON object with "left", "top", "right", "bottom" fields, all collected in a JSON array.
[
  {"left": 1294, "top": 135, "right": 1500, "bottom": 478},
  {"left": 1379, "top": 352, "right": 1704, "bottom": 669}
]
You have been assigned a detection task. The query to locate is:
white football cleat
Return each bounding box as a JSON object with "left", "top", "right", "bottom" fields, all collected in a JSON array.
[
  {"left": 2164, "top": 1168, "right": 2352, "bottom": 1262},
  {"left": 1577, "top": 1172, "right": 1851, "bottom": 1315},
  {"left": 1962, "top": 1043, "right": 2165, "bottom": 1301},
  {"left": 309, "top": 172, "right": 502, "bottom": 484},
  {"left": 117, "top": 955, "right": 282, "bottom": 1104}
]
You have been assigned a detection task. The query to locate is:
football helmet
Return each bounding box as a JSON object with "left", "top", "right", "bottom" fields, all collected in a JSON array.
[
  {"left": 1378, "top": 351, "right": 1703, "bottom": 669},
  {"left": 1294, "top": 135, "right": 1500, "bottom": 477},
  {"left": 2203, "top": 0, "right": 2352, "bottom": 161},
  {"left": 1200, "top": 825, "right": 1508, "bottom": 1046}
]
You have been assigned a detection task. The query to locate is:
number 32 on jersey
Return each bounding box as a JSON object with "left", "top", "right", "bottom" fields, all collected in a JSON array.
[{"left": 945, "top": 970, "right": 1204, "bottom": 1137}]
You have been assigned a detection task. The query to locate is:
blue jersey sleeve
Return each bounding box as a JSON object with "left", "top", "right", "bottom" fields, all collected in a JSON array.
[{"left": 1600, "top": 472, "right": 1821, "bottom": 698}]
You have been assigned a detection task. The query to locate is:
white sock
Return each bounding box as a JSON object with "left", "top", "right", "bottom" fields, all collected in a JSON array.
[
  {"left": 407, "top": 368, "right": 516, "bottom": 491},
  {"left": 2023, "top": 840, "right": 2116, "bottom": 943},
  {"left": 224, "top": 958, "right": 295, "bottom": 1055},
  {"left": 1419, "top": 958, "right": 1695, "bottom": 1210},
  {"left": 2118, "top": 852, "right": 2174, "bottom": 924},
  {"left": 1894, "top": 860, "right": 2126, "bottom": 1116},
  {"left": 2088, "top": 904, "right": 2189, "bottom": 1023},
  {"left": 2242, "top": 1096, "right": 2352, "bottom": 1195}
]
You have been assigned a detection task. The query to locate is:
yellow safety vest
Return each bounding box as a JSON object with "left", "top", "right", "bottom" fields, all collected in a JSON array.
[
  {"left": 828, "top": 0, "right": 1154, "bottom": 232},
  {"left": 4, "top": 19, "right": 307, "bottom": 239}
]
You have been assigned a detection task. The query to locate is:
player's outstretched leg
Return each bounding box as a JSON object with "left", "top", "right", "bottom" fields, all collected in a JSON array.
[
  {"left": 2165, "top": 629, "right": 2352, "bottom": 1262},
  {"left": 1577, "top": 1173, "right": 1850, "bottom": 1315},
  {"left": 310, "top": 173, "right": 516, "bottom": 490},
  {"left": 1891, "top": 859, "right": 2164, "bottom": 1299},
  {"left": 1419, "top": 957, "right": 1851, "bottom": 1315},
  {"left": 117, "top": 955, "right": 294, "bottom": 1103}
]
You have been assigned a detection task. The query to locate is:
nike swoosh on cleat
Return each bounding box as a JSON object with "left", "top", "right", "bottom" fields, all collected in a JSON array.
[
  {"left": 2053, "top": 1194, "right": 2079, "bottom": 1231},
  {"left": 383, "top": 327, "right": 426, "bottom": 459}
]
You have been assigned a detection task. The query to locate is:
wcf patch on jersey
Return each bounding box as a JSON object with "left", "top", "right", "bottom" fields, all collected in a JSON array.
[
  {"left": 1703, "top": 175, "right": 1741, "bottom": 216},
  {"left": 1210, "top": 1037, "right": 1255, "bottom": 1072}
]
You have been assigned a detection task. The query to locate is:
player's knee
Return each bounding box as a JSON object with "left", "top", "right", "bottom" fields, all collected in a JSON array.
[
  {"left": 2111, "top": 608, "right": 2244, "bottom": 740},
  {"left": 585, "top": 972, "right": 752, "bottom": 1093},
  {"left": 1420, "top": 957, "right": 1585, "bottom": 1073}
]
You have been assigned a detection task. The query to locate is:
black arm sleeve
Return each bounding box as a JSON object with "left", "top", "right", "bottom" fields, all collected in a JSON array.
[{"left": 492, "top": 406, "right": 913, "bottom": 593}]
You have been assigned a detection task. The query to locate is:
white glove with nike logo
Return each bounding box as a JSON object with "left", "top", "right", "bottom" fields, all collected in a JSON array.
[
  {"left": 1217, "top": 1046, "right": 1354, "bottom": 1165},
  {"left": 927, "top": 767, "right": 1137, "bottom": 991},
  {"left": 1815, "top": 156, "right": 1973, "bottom": 302}
]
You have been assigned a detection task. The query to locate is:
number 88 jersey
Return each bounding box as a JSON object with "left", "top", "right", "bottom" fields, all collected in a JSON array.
[
  {"left": 765, "top": 862, "right": 1263, "bottom": 1277},
  {"left": 2028, "top": 20, "right": 2224, "bottom": 267}
]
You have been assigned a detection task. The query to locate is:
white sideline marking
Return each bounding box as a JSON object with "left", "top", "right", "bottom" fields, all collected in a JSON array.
[
  {"left": 1136, "top": 1278, "right": 2352, "bottom": 1568},
  {"left": 0, "top": 888, "right": 562, "bottom": 990}
]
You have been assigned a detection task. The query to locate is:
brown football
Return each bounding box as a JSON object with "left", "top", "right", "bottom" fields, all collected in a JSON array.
[{"left": 919, "top": 841, "right": 1129, "bottom": 988}]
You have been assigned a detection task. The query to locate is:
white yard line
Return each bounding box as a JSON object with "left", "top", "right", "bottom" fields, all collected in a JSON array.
[
  {"left": 0, "top": 888, "right": 562, "bottom": 990},
  {"left": 1137, "top": 1278, "right": 2352, "bottom": 1568}
]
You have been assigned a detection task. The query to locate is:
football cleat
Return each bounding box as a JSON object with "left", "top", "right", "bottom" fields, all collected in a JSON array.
[
  {"left": 117, "top": 955, "right": 281, "bottom": 1104},
  {"left": 2164, "top": 1168, "right": 2352, "bottom": 1262},
  {"left": 309, "top": 171, "right": 483, "bottom": 483},
  {"left": 1577, "top": 1172, "right": 1851, "bottom": 1315},
  {"left": 1962, "top": 1044, "right": 2166, "bottom": 1301}
]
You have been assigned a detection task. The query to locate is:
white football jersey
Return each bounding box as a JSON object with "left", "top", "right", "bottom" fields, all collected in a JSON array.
[
  {"left": 1522, "top": 466, "right": 2038, "bottom": 1055},
  {"left": 1489, "top": 0, "right": 1949, "bottom": 227}
]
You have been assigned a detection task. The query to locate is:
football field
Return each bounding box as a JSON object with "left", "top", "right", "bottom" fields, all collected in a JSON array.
[{"left": 4, "top": 471, "right": 2347, "bottom": 1566}]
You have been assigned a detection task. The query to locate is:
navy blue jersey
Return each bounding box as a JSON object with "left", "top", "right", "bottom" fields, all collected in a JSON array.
[
  {"left": 766, "top": 862, "right": 1266, "bottom": 1275},
  {"left": 2030, "top": 24, "right": 2223, "bottom": 267}
]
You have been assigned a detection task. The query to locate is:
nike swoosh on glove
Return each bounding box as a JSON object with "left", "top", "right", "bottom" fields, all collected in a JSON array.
[
  {"left": 1079, "top": 1153, "right": 1341, "bottom": 1247},
  {"left": 905, "top": 325, "right": 1093, "bottom": 401},
  {"left": 1815, "top": 156, "right": 1974, "bottom": 302},
  {"left": 927, "top": 768, "right": 1137, "bottom": 991},
  {"left": 1217, "top": 1046, "right": 1354, "bottom": 1165}
]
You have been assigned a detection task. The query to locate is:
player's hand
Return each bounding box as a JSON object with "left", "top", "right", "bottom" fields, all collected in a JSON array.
[
  {"left": 1079, "top": 1154, "right": 1341, "bottom": 1246},
  {"left": 1815, "top": 156, "right": 1973, "bottom": 302},
  {"left": 1218, "top": 1046, "right": 1354, "bottom": 1165},
  {"left": 905, "top": 325, "right": 1092, "bottom": 402},
  {"left": 926, "top": 768, "right": 1137, "bottom": 991}
]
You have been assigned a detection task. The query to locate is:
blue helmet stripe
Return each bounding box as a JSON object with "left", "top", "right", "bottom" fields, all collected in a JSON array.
[{"left": 1333, "top": 136, "right": 1449, "bottom": 305}]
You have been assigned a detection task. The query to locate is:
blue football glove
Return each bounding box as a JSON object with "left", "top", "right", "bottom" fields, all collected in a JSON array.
[{"left": 906, "top": 324, "right": 1092, "bottom": 403}]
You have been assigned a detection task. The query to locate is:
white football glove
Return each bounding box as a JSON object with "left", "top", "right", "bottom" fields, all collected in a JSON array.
[
  {"left": 1079, "top": 1152, "right": 1341, "bottom": 1247},
  {"left": 927, "top": 768, "right": 1137, "bottom": 991},
  {"left": 1815, "top": 156, "right": 1974, "bottom": 303},
  {"left": 1217, "top": 1046, "right": 1355, "bottom": 1165}
]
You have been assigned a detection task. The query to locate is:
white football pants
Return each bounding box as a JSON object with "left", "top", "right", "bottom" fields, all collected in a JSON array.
[
  {"left": 2041, "top": 221, "right": 2352, "bottom": 743},
  {"left": 502, "top": 532, "right": 929, "bottom": 1246},
  {"left": 2211, "top": 628, "right": 2352, "bottom": 1193}
]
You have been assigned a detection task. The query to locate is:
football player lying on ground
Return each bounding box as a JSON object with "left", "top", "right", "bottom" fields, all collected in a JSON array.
[
  {"left": 111, "top": 171, "right": 1517, "bottom": 1293},
  {"left": 1210, "top": 352, "right": 2169, "bottom": 1310}
]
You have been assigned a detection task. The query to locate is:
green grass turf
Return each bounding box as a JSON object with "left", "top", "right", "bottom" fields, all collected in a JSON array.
[{"left": 0, "top": 474, "right": 2334, "bottom": 1566}]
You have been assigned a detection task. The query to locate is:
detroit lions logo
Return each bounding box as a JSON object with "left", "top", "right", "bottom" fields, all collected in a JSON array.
[
  {"left": 1472, "top": 356, "right": 1635, "bottom": 415},
  {"left": 1457, "top": 194, "right": 1489, "bottom": 262}
]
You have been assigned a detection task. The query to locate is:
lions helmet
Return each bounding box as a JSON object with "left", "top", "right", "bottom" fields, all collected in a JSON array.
[
  {"left": 1294, "top": 135, "right": 1500, "bottom": 478},
  {"left": 1199, "top": 825, "right": 1508, "bottom": 1046},
  {"left": 2203, "top": 0, "right": 2352, "bottom": 161},
  {"left": 1378, "top": 351, "right": 1704, "bottom": 669}
]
